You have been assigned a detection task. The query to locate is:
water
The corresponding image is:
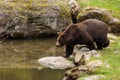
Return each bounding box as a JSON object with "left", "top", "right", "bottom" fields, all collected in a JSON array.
[
  {"left": 0, "top": 68, "right": 65, "bottom": 80},
  {"left": 0, "top": 38, "right": 65, "bottom": 80}
]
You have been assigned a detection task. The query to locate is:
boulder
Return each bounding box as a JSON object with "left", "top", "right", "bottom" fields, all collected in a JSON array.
[
  {"left": 72, "top": 45, "right": 101, "bottom": 65},
  {"left": 77, "top": 7, "right": 120, "bottom": 33},
  {"left": 62, "top": 45, "right": 109, "bottom": 80},
  {"left": 109, "top": 18, "right": 120, "bottom": 33},
  {"left": 68, "top": 0, "right": 81, "bottom": 23},
  {"left": 0, "top": 0, "right": 72, "bottom": 38},
  {"left": 83, "top": 75, "right": 106, "bottom": 80},
  {"left": 38, "top": 56, "right": 75, "bottom": 69},
  {"left": 63, "top": 60, "right": 108, "bottom": 80}
]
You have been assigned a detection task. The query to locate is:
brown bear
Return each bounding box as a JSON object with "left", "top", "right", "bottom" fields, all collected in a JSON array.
[{"left": 56, "top": 19, "right": 110, "bottom": 58}]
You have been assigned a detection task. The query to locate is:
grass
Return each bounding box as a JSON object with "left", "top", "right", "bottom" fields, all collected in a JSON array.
[
  {"left": 76, "top": 2, "right": 120, "bottom": 79},
  {"left": 77, "top": 0, "right": 120, "bottom": 19},
  {"left": 98, "top": 34, "right": 120, "bottom": 79},
  {"left": 78, "top": 34, "right": 120, "bottom": 80}
]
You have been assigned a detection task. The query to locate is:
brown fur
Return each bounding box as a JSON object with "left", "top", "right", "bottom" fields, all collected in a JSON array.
[{"left": 56, "top": 19, "right": 110, "bottom": 58}]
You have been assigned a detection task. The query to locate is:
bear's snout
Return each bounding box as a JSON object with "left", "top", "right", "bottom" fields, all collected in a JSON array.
[{"left": 56, "top": 42, "right": 61, "bottom": 47}]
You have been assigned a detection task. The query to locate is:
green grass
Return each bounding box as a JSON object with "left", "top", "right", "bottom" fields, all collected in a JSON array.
[
  {"left": 78, "top": 34, "right": 120, "bottom": 80},
  {"left": 77, "top": 0, "right": 120, "bottom": 19},
  {"left": 76, "top": 3, "right": 120, "bottom": 78},
  {"left": 98, "top": 36, "right": 120, "bottom": 79}
]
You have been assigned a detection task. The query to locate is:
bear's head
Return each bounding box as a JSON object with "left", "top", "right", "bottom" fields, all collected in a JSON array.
[
  {"left": 56, "top": 32, "right": 66, "bottom": 47},
  {"left": 56, "top": 31, "right": 75, "bottom": 47},
  {"left": 56, "top": 24, "right": 77, "bottom": 47}
]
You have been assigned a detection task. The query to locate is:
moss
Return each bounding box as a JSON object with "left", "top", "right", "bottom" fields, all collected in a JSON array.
[
  {"left": 53, "top": 0, "right": 71, "bottom": 18},
  {"left": 0, "top": 0, "right": 72, "bottom": 38},
  {"left": 76, "top": 0, "right": 120, "bottom": 19},
  {"left": 77, "top": 8, "right": 112, "bottom": 23},
  {"left": 0, "top": 0, "right": 71, "bottom": 18},
  {"left": 78, "top": 34, "right": 120, "bottom": 80},
  {"left": 0, "top": 0, "right": 51, "bottom": 25}
]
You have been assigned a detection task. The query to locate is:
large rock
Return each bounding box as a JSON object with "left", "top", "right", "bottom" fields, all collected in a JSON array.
[
  {"left": 38, "top": 56, "right": 75, "bottom": 69},
  {"left": 0, "top": 0, "right": 72, "bottom": 38},
  {"left": 83, "top": 75, "right": 106, "bottom": 80},
  {"left": 68, "top": 0, "right": 81, "bottom": 23},
  {"left": 72, "top": 45, "right": 101, "bottom": 65},
  {"left": 63, "top": 60, "right": 109, "bottom": 80},
  {"left": 77, "top": 7, "right": 120, "bottom": 33},
  {"left": 62, "top": 45, "right": 109, "bottom": 80}
]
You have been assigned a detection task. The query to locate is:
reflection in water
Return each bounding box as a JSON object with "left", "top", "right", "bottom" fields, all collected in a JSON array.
[
  {"left": 0, "top": 38, "right": 65, "bottom": 80},
  {"left": 0, "top": 68, "right": 65, "bottom": 80},
  {"left": 0, "top": 38, "right": 64, "bottom": 67}
]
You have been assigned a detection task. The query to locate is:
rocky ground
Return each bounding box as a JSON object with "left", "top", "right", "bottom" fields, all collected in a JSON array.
[
  {"left": 0, "top": 0, "right": 120, "bottom": 40},
  {"left": 38, "top": 44, "right": 110, "bottom": 80},
  {"left": 77, "top": 7, "right": 120, "bottom": 33}
]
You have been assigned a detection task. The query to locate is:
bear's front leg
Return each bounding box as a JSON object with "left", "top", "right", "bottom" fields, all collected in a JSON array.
[{"left": 63, "top": 44, "right": 74, "bottom": 58}]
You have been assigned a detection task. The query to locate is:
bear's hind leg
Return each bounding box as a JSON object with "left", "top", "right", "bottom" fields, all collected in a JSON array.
[
  {"left": 95, "top": 37, "right": 109, "bottom": 50},
  {"left": 86, "top": 40, "right": 96, "bottom": 50},
  {"left": 103, "top": 39, "right": 110, "bottom": 48},
  {"left": 96, "top": 43, "right": 103, "bottom": 50},
  {"left": 95, "top": 41, "right": 103, "bottom": 50}
]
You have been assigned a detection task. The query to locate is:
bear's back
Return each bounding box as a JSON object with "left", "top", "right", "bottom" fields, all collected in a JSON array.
[
  {"left": 77, "top": 19, "right": 107, "bottom": 29},
  {"left": 76, "top": 19, "right": 108, "bottom": 38}
]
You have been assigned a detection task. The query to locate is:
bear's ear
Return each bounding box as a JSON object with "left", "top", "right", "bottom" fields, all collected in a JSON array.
[
  {"left": 57, "top": 32, "right": 60, "bottom": 35},
  {"left": 57, "top": 32, "right": 63, "bottom": 35}
]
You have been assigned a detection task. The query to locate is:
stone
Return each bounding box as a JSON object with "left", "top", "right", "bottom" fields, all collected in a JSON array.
[
  {"left": 68, "top": 0, "right": 81, "bottom": 23},
  {"left": 84, "top": 75, "right": 106, "bottom": 80},
  {"left": 0, "top": 0, "right": 72, "bottom": 39},
  {"left": 68, "top": 0, "right": 81, "bottom": 16},
  {"left": 77, "top": 7, "right": 120, "bottom": 33},
  {"left": 109, "top": 18, "right": 120, "bottom": 33},
  {"left": 38, "top": 56, "right": 75, "bottom": 69},
  {"left": 63, "top": 66, "right": 90, "bottom": 80},
  {"left": 77, "top": 7, "right": 112, "bottom": 23},
  {"left": 108, "top": 33, "right": 118, "bottom": 40},
  {"left": 62, "top": 44, "right": 109, "bottom": 80},
  {"left": 73, "top": 46, "right": 101, "bottom": 65},
  {"left": 63, "top": 60, "right": 108, "bottom": 80},
  {"left": 108, "top": 33, "right": 118, "bottom": 44},
  {"left": 114, "top": 50, "right": 120, "bottom": 54},
  {"left": 86, "top": 60, "right": 103, "bottom": 69}
]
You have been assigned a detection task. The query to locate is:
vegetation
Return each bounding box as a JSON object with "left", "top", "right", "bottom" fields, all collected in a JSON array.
[
  {"left": 77, "top": 1, "right": 120, "bottom": 79},
  {"left": 0, "top": 0, "right": 120, "bottom": 80},
  {"left": 76, "top": 1, "right": 120, "bottom": 79},
  {"left": 97, "top": 34, "right": 120, "bottom": 80},
  {"left": 77, "top": 34, "right": 120, "bottom": 80},
  {"left": 77, "top": 0, "right": 120, "bottom": 19},
  {"left": 7, "top": 0, "right": 120, "bottom": 79}
]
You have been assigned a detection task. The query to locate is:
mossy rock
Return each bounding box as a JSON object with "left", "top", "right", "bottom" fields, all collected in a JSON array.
[
  {"left": 77, "top": 7, "right": 120, "bottom": 33},
  {"left": 77, "top": 7, "right": 112, "bottom": 23},
  {"left": 0, "top": 0, "right": 72, "bottom": 38},
  {"left": 109, "top": 18, "right": 120, "bottom": 33}
]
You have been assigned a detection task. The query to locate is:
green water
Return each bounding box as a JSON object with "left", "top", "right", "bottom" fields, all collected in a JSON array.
[
  {"left": 0, "top": 68, "right": 65, "bottom": 80},
  {"left": 0, "top": 38, "right": 65, "bottom": 80}
]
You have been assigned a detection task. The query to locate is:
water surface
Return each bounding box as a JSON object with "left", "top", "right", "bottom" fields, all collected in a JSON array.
[{"left": 0, "top": 38, "right": 65, "bottom": 80}]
